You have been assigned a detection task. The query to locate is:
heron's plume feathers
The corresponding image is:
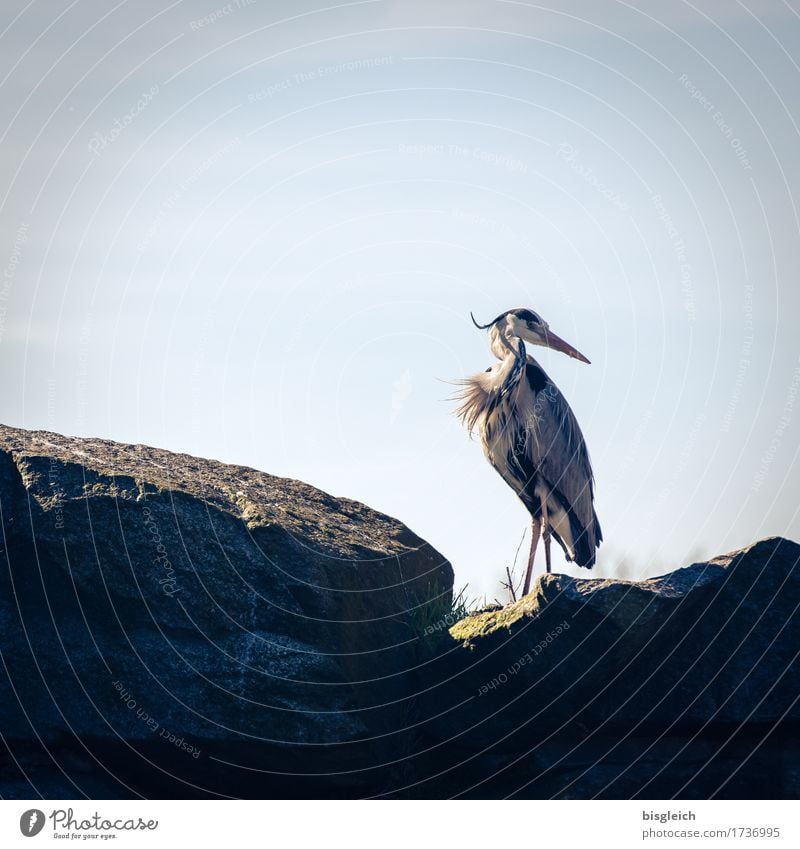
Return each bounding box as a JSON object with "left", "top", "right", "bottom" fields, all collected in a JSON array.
[{"left": 453, "top": 372, "right": 493, "bottom": 435}]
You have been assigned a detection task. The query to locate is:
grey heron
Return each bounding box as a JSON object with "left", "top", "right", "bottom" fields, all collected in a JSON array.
[{"left": 455, "top": 308, "right": 602, "bottom": 596}]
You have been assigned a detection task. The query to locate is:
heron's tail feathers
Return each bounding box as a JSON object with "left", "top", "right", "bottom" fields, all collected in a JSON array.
[
  {"left": 569, "top": 518, "right": 601, "bottom": 569},
  {"left": 551, "top": 502, "right": 602, "bottom": 569}
]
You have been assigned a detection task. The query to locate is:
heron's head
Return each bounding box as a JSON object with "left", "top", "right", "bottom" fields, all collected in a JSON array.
[{"left": 471, "top": 307, "right": 590, "bottom": 364}]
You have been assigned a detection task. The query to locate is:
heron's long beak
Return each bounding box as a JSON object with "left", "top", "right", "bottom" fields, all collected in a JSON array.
[{"left": 542, "top": 329, "right": 591, "bottom": 364}]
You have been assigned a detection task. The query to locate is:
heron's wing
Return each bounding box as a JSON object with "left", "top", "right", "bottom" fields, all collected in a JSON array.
[{"left": 518, "top": 360, "right": 602, "bottom": 561}]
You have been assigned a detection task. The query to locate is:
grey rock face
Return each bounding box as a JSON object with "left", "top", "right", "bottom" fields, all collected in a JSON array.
[
  {"left": 1, "top": 423, "right": 798, "bottom": 799},
  {"left": 449, "top": 537, "right": 800, "bottom": 729},
  {"left": 0, "top": 424, "right": 452, "bottom": 797},
  {"left": 429, "top": 536, "right": 800, "bottom": 798}
]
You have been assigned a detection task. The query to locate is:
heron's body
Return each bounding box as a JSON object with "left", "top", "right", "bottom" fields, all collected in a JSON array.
[{"left": 456, "top": 309, "right": 601, "bottom": 594}]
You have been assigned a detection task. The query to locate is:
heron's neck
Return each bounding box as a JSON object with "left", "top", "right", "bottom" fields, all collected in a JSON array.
[{"left": 489, "top": 324, "right": 520, "bottom": 360}]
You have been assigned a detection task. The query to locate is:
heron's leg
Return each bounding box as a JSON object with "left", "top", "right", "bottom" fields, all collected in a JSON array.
[
  {"left": 522, "top": 516, "right": 541, "bottom": 597},
  {"left": 541, "top": 495, "right": 552, "bottom": 574},
  {"left": 544, "top": 530, "right": 552, "bottom": 574}
]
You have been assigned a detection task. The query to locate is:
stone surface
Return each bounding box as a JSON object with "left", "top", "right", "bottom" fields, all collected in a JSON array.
[
  {"left": 0, "top": 424, "right": 452, "bottom": 797},
  {"left": 416, "top": 536, "right": 800, "bottom": 798},
  {"left": 448, "top": 537, "right": 800, "bottom": 730},
  {"left": 1, "top": 423, "right": 798, "bottom": 799}
]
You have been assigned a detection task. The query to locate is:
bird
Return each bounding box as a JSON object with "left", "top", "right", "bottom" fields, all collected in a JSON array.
[{"left": 455, "top": 307, "right": 601, "bottom": 596}]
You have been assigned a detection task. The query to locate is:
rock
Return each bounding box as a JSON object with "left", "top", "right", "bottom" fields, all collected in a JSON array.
[
  {"left": 448, "top": 538, "right": 800, "bottom": 728},
  {"left": 418, "top": 536, "right": 800, "bottom": 798},
  {"left": 0, "top": 424, "right": 452, "bottom": 797},
  {"left": 2, "top": 423, "right": 798, "bottom": 799}
]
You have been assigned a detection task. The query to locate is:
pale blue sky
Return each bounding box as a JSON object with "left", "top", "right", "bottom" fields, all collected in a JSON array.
[{"left": 2, "top": 0, "right": 799, "bottom": 597}]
